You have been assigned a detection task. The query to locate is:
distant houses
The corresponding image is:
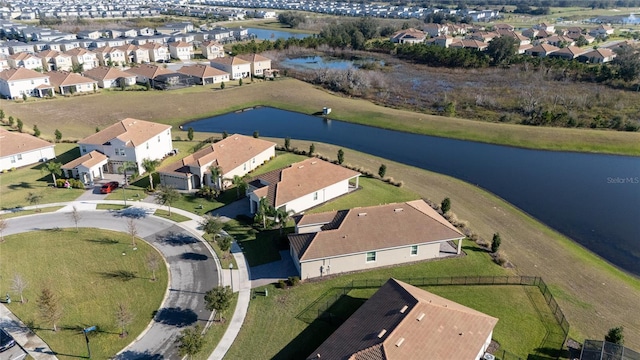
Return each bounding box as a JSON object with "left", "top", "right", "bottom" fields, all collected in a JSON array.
[{"left": 0, "top": 128, "right": 55, "bottom": 171}]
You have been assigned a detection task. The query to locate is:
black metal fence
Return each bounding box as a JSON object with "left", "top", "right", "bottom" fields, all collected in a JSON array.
[
  {"left": 305, "top": 276, "right": 570, "bottom": 360},
  {"left": 580, "top": 340, "right": 640, "bottom": 360}
]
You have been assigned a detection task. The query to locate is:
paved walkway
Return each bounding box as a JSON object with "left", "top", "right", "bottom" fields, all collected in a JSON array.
[{"left": 0, "top": 198, "right": 252, "bottom": 360}]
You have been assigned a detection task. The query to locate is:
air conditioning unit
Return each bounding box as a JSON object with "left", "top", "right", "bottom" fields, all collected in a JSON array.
[{"left": 483, "top": 353, "right": 496, "bottom": 360}]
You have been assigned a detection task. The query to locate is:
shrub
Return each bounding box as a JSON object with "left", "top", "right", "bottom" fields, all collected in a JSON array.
[
  {"left": 493, "top": 250, "right": 508, "bottom": 266},
  {"left": 288, "top": 276, "right": 300, "bottom": 287},
  {"left": 278, "top": 279, "right": 287, "bottom": 289},
  {"left": 491, "top": 233, "right": 501, "bottom": 253},
  {"left": 441, "top": 197, "right": 451, "bottom": 214}
]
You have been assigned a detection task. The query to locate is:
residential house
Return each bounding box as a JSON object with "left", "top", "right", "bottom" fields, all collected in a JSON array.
[
  {"left": 543, "top": 35, "right": 575, "bottom": 47},
  {"left": 449, "top": 39, "right": 488, "bottom": 51},
  {"left": 210, "top": 56, "right": 251, "bottom": 79},
  {"left": 177, "top": 64, "right": 229, "bottom": 85},
  {"left": 168, "top": 41, "right": 193, "bottom": 60},
  {"left": 8, "top": 52, "right": 42, "bottom": 70},
  {"left": 139, "top": 43, "right": 170, "bottom": 62},
  {"left": 93, "top": 46, "right": 127, "bottom": 66},
  {"left": 493, "top": 23, "right": 514, "bottom": 31},
  {"left": 390, "top": 28, "right": 426, "bottom": 44},
  {"left": 105, "top": 29, "right": 123, "bottom": 39},
  {"left": 77, "top": 30, "right": 103, "bottom": 40},
  {"left": 578, "top": 48, "right": 617, "bottom": 63},
  {"left": 466, "top": 31, "right": 497, "bottom": 43},
  {"left": 534, "top": 22, "right": 555, "bottom": 33},
  {"left": 156, "top": 22, "right": 194, "bottom": 35},
  {"left": 159, "top": 134, "right": 275, "bottom": 191},
  {"left": 548, "top": 46, "right": 588, "bottom": 60},
  {"left": 61, "top": 150, "right": 108, "bottom": 185},
  {"left": 0, "top": 128, "right": 56, "bottom": 171},
  {"left": 138, "top": 27, "right": 155, "bottom": 36},
  {"left": 125, "top": 63, "right": 174, "bottom": 86},
  {"left": 57, "top": 40, "right": 80, "bottom": 52},
  {"left": 306, "top": 278, "right": 498, "bottom": 360},
  {"left": 6, "top": 40, "right": 32, "bottom": 54},
  {"left": 289, "top": 200, "right": 465, "bottom": 279},
  {"left": 431, "top": 35, "right": 457, "bottom": 48},
  {"left": 77, "top": 118, "right": 173, "bottom": 174},
  {"left": 0, "top": 68, "right": 52, "bottom": 99},
  {"left": 83, "top": 66, "right": 136, "bottom": 88},
  {"left": 589, "top": 24, "right": 614, "bottom": 38},
  {"left": 524, "top": 43, "right": 560, "bottom": 57},
  {"left": 247, "top": 158, "right": 361, "bottom": 215},
  {"left": 0, "top": 55, "right": 8, "bottom": 71},
  {"left": 116, "top": 44, "right": 150, "bottom": 64},
  {"left": 237, "top": 53, "right": 272, "bottom": 77},
  {"left": 47, "top": 70, "right": 97, "bottom": 95},
  {"left": 423, "top": 23, "right": 448, "bottom": 37},
  {"left": 64, "top": 48, "right": 99, "bottom": 71},
  {"left": 200, "top": 40, "right": 225, "bottom": 59}
]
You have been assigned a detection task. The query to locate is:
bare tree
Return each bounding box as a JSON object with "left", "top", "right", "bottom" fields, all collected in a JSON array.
[
  {"left": 11, "top": 273, "right": 27, "bottom": 304},
  {"left": 69, "top": 206, "right": 81, "bottom": 232},
  {"left": 0, "top": 216, "right": 6, "bottom": 242},
  {"left": 115, "top": 302, "right": 134, "bottom": 338},
  {"left": 37, "top": 286, "right": 63, "bottom": 331},
  {"left": 146, "top": 252, "right": 160, "bottom": 282},
  {"left": 26, "top": 192, "right": 44, "bottom": 212},
  {"left": 127, "top": 218, "right": 138, "bottom": 248}
]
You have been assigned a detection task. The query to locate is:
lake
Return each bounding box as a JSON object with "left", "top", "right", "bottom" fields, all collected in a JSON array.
[
  {"left": 246, "top": 28, "right": 311, "bottom": 40},
  {"left": 185, "top": 107, "right": 640, "bottom": 276}
]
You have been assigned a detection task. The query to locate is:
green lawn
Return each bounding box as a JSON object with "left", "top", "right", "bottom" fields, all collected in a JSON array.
[
  {"left": 247, "top": 152, "right": 307, "bottom": 177},
  {"left": 169, "top": 191, "right": 237, "bottom": 216},
  {"left": 0, "top": 144, "right": 85, "bottom": 209},
  {"left": 0, "top": 206, "right": 64, "bottom": 218},
  {"left": 95, "top": 204, "right": 131, "bottom": 211},
  {"left": 192, "top": 293, "right": 239, "bottom": 360},
  {"left": 201, "top": 233, "right": 238, "bottom": 270},
  {"left": 224, "top": 240, "right": 512, "bottom": 360},
  {"left": 223, "top": 219, "right": 285, "bottom": 267},
  {"left": 154, "top": 208, "right": 191, "bottom": 222},
  {"left": 0, "top": 228, "right": 168, "bottom": 359}
]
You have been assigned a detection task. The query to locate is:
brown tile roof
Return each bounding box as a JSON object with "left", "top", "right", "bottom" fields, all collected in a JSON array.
[
  {"left": 551, "top": 46, "right": 587, "bottom": 57},
  {"left": 159, "top": 134, "right": 275, "bottom": 176},
  {"left": 62, "top": 150, "right": 107, "bottom": 170},
  {"left": 583, "top": 47, "right": 615, "bottom": 59},
  {"left": 290, "top": 200, "right": 464, "bottom": 261},
  {"left": 125, "top": 64, "right": 174, "bottom": 79},
  {"left": 168, "top": 41, "right": 191, "bottom": 48},
  {"left": 251, "top": 158, "right": 360, "bottom": 209},
  {"left": 9, "top": 52, "right": 40, "bottom": 61},
  {"left": 236, "top": 53, "right": 271, "bottom": 63},
  {"left": 64, "top": 48, "right": 95, "bottom": 57},
  {"left": 177, "top": 64, "right": 228, "bottom": 78},
  {"left": 391, "top": 28, "right": 426, "bottom": 41},
  {"left": 93, "top": 46, "right": 124, "bottom": 55},
  {"left": 83, "top": 66, "right": 133, "bottom": 81},
  {"left": 210, "top": 56, "right": 250, "bottom": 66},
  {"left": 47, "top": 71, "right": 96, "bottom": 87},
  {"left": 307, "top": 279, "right": 498, "bottom": 360},
  {"left": 0, "top": 128, "right": 54, "bottom": 158},
  {"left": 527, "top": 43, "right": 559, "bottom": 53},
  {"left": 79, "top": 118, "right": 171, "bottom": 147},
  {"left": 0, "top": 68, "right": 48, "bottom": 81},
  {"left": 139, "top": 43, "right": 166, "bottom": 50},
  {"left": 201, "top": 40, "right": 223, "bottom": 48},
  {"left": 37, "top": 50, "right": 70, "bottom": 59}
]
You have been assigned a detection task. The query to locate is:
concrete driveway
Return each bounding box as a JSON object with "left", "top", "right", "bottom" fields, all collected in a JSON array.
[{"left": 4, "top": 210, "right": 219, "bottom": 360}]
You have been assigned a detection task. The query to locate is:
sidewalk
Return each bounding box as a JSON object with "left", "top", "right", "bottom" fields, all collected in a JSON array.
[
  {"left": 1, "top": 198, "right": 252, "bottom": 360},
  {"left": 0, "top": 302, "right": 56, "bottom": 360}
]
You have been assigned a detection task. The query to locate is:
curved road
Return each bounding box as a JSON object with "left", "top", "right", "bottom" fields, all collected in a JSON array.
[{"left": 5, "top": 208, "right": 219, "bottom": 359}]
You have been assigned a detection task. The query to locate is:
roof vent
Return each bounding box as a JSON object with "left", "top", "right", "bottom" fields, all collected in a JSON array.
[
  {"left": 417, "top": 313, "right": 425, "bottom": 321},
  {"left": 395, "top": 338, "right": 405, "bottom": 347},
  {"left": 234, "top": 136, "right": 238, "bottom": 140},
  {"left": 377, "top": 329, "right": 387, "bottom": 338},
  {"left": 358, "top": 212, "right": 367, "bottom": 217},
  {"left": 400, "top": 305, "right": 408, "bottom": 313},
  {"left": 394, "top": 208, "right": 404, "bottom": 212},
  {"left": 311, "top": 161, "right": 317, "bottom": 164},
  {"left": 298, "top": 165, "right": 304, "bottom": 169}
]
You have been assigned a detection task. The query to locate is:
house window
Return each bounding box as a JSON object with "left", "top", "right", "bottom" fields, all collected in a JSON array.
[
  {"left": 17, "top": 154, "right": 22, "bottom": 160},
  {"left": 313, "top": 192, "right": 318, "bottom": 200},
  {"left": 146, "top": 143, "right": 149, "bottom": 150},
  {"left": 10, "top": 156, "right": 16, "bottom": 163},
  {"left": 366, "top": 251, "right": 376, "bottom": 263},
  {"left": 157, "top": 135, "right": 160, "bottom": 142},
  {"left": 243, "top": 163, "right": 247, "bottom": 171},
  {"left": 115, "top": 148, "right": 126, "bottom": 156},
  {"left": 411, "top": 245, "right": 418, "bottom": 256}
]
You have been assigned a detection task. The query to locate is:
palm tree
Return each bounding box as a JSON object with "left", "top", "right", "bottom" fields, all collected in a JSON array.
[
  {"left": 229, "top": 175, "right": 248, "bottom": 199},
  {"left": 43, "top": 161, "right": 62, "bottom": 185},
  {"left": 256, "top": 197, "right": 274, "bottom": 229},
  {"left": 118, "top": 161, "right": 138, "bottom": 186},
  {"left": 141, "top": 158, "right": 161, "bottom": 191},
  {"left": 275, "top": 207, "right": 295, "bottom": 235},
  {"left": 208, "top": 165, "right": 222, "bottom": 191}
]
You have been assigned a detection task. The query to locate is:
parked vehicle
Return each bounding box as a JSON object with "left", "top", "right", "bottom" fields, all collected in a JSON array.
[
  {"left": 0, "top": 328, "right": 16, "bottom": 352},
  {"left": 100, "top": 181, "right": 120, "bottom": 194}
]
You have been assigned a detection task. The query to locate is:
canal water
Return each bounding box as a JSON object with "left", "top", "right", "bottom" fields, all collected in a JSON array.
[
  {"left": 185, "top": 107, "right": 640, "bottom": 276},
  {"left": 246, "top": 28, "right": 311, "bottom": 40}
]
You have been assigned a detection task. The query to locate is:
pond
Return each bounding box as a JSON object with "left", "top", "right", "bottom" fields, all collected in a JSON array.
[
  {"left": 246, "top": 28, "right": 311, "bottom": 40},
  {"left": 185, "top": 107, "right": 640, "bottom": 276},
  {"left": 280, "top": 56, "right": 384, "bottom": 71}
]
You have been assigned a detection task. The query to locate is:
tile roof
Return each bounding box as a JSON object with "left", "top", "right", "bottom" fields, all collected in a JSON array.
[
  {"left": 236, "top": 53, "right": 271, "bottom": 63},
  {"left": 64, "top": 48, "right": 95, "bottom": 57},
  {"left": 37, "top": 50, "right": 69, "bottom": 59},
  {"left": 9, "top": 52, "right": 40, "bottom": 61},
  {"left": 168, "top": 41, "right": 191, "bottom": 48},
  {"left": 139, "top": 43, "right": 166, "bottom": 50},
  {"left": 61, "top": 150, "right": 107, "bottom": 169},
  {"left": 0, "top": 128, "right": 54, "bottom": 158},
  {"left": 289, "top": 200, "right": 464, "bottom": 261},
  {"left": 551, "top": 46, "right": 587, "bottom": 57},
  {"left": 125, "top": 64, "right": 174, "bottom": 79},
  {"left": 201, "top": 40, "right": 223, "bottom": 48},
  {"left": 79, "top": 118, "right": 171, "bottom": 148},
  {"left": 177, "top": 64, "right": 228, "bottom": 78},
  {"left": 307, "top": 278, "right": 498, "bottom": 360},
  {"left": 0, "top": 67, "right": 48, "bottom": 81},
  {"left": 210, "top": 56, "right": 250, "bottom": 66},
  {"left": 47, "top": 71, "right": 96, "bottom": 87},
  {"left": 251, "top": 158, "right": 360, "bottom": 209},
  {"left": 83, "top": 66, "right": 134, "bottom": 81},
  {"left": 158, "top": 134, "right": 275, "bottom": 176}
]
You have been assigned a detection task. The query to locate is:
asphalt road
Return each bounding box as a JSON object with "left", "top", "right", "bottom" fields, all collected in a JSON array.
[{"left": 5, "top": 209, "right": 219, "bottom": 359}]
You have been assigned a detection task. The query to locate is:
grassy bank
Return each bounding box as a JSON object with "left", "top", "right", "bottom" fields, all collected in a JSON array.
[
  {"left": 1, "top": 79, "right": 638, "bottom": 155},
  {"left": 0, "top": 228, "right": 168, "bottom": 358}
]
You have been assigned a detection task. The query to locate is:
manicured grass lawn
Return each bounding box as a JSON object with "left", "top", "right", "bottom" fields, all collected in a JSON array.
[
  {"left": 0, "top": 143, "right": 85, "bottom": 209},
  {"left": 153, "top": 209, "right": 191, "bottom": 222},
  {"left": 0, "top": 228, "right": 168, "bottom": 359},
  {"left": 191, "top": 293, "right": 238, "bottom": 360},
  {"left": 104, "top": 185, "right": 147, "bottom": 202},
  {"left": 225, "top": 240, "right": 512, "bottom": 360},
  {"left": 223, "top": 219, "right": 285, "bottom": 267},
  {"left": 169, "top": 191, "right": 237, "bottom": 216},
  {"left": 0, "top": 206, "right": 63, "bottom": 218},
  {"left": 248, "top": 152, "right": 307, "bottom": 177},
  {"left": 95, "top": 204, "right": 131, "bottom": 211},
  {"left": 310, "top": 176, "right": 419, "bottom": 213},
  {"left": 201, "top": 233, "right": 237, "bottom": 272}
]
